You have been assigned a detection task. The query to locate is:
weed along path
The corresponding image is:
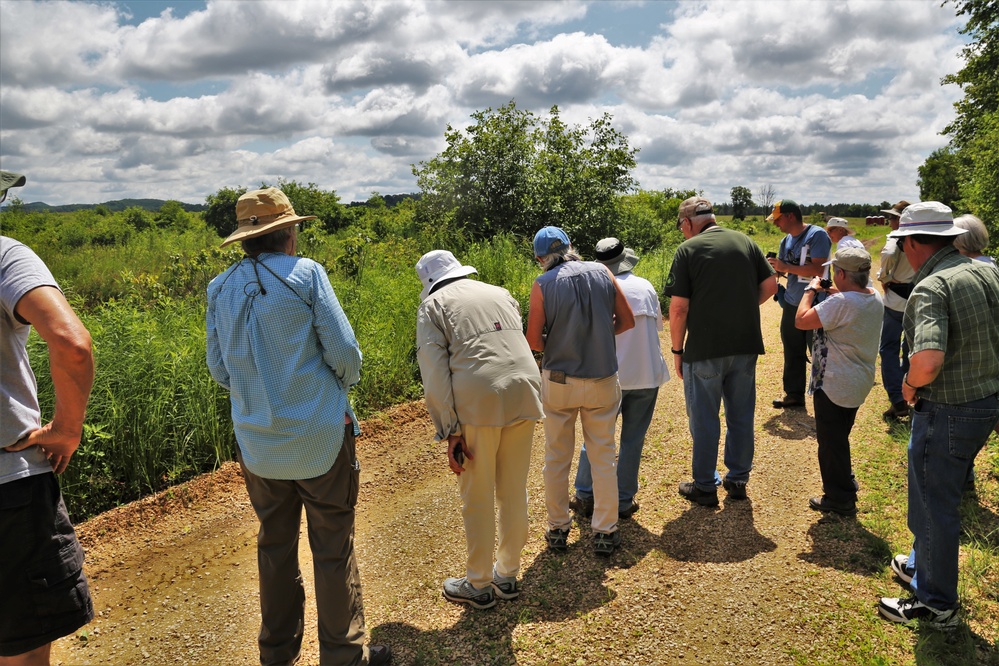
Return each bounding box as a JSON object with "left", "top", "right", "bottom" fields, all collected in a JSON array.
[{"left": 52, "top": 296, "right": 999, "bottom": 666}]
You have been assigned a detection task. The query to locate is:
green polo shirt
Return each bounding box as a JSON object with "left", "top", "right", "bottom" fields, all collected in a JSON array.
[{"left": 903, "top": 245, "right": 999, "bottom": 404}]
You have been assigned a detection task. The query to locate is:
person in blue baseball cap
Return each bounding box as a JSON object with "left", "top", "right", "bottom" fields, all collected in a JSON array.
[{"left": 526, "top": 226, "right": 635, "bottom": 557}]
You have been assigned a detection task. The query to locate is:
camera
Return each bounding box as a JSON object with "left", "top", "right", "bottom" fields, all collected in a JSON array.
[
  {"left": 819, "top": 278, "right": 832, "bottom": 289},
  {"left": 766, "top": 252, "right": 777, "bottom": 259}
]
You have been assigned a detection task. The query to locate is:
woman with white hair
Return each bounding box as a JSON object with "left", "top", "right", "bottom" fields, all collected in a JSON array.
[{"left": 953, "top": 214, "right": 996, "bottom": 265}]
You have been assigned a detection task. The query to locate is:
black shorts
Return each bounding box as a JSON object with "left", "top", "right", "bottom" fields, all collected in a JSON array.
[{"left": 0, "top": 472, "right": 94, "bottom": 657}]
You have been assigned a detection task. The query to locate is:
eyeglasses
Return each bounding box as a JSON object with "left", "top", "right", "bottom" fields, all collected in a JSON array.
[{"left": 676, "top": 217, "right": 686, "bottom": 230}]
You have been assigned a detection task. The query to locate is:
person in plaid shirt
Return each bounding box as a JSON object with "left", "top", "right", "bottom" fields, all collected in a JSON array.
[{"left": 876, "top": 202, "right": 999, "bottom": 630}]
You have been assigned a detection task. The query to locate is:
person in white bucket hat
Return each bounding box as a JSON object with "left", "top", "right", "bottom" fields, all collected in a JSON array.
[
  {"left": 877, "top": 201, "right": 999, "bottom": 630},
  {"left": 414, "top": 250, "right": 542, "bottom": 610},
  {"left": 825, "top": 218, "right": 864, "bottom": 251}
]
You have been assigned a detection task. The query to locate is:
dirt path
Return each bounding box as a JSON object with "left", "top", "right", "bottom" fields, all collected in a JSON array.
[{"left": 51, "top": 293, "right": 998, "bottom": 665}]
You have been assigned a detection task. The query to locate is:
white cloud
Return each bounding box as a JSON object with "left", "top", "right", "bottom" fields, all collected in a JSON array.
[{"left": 0, "top": 0, "right": 970, "bottom": 206}]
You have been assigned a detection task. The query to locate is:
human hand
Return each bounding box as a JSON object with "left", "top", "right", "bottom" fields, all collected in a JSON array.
[
  {"left": 447, "top": 434, "right": 472, "bottom": 475},
  {"left": 4, "top": 422, "right": 82, "bottom": 475}
]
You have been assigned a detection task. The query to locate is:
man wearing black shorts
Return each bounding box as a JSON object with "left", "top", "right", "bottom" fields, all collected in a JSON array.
[{"left": 1, "top": 171, "right": 95, "bottom": 664}]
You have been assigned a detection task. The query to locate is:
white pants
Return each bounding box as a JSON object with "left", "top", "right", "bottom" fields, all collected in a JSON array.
[
  {"left": 542, "top": 372, "right": 621, "bottom": 534},
  {"left": 457, "top": 419, "right": 536, "bottom": 589}
]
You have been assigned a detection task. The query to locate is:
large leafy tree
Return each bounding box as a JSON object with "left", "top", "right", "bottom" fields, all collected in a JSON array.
[
  {"left": 943, "top": 0, "right": 999, "bottom": 150},
  {"left": 730, "top": 186, "right": 753, "bottom": 220},
  {"left": 917, "top": 147, "right": 963, "bottom": 208},
  {"left": 413, "top": 101, "right": 638, "bottom": 253},
  {"left": 931, "top": 0, "right": 999, "bottom": 250}
]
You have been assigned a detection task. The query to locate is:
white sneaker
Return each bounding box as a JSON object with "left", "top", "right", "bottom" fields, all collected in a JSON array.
[
  {"left": 890, "top": 554, "right": 914, "bottom": 585},
  {"left": 878, "top": 596, "right": 959, "bottom": 630}
]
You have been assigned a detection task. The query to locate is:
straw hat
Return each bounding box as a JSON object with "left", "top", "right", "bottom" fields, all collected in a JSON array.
[{"left": 220, "top": 187, "right": 317, "bottom": 248}]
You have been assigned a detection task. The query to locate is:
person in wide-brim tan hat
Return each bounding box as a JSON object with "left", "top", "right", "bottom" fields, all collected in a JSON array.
[{"left": 221, "top": 187, "right": 316, "bottom": 247}]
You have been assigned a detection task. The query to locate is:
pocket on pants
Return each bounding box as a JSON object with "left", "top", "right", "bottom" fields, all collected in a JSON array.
[
  {"left": 947, "top": 414, "right": 996, "bottom": 460},
  {"left": 28, "top": 541, "right": 89, "bottom": 618}
]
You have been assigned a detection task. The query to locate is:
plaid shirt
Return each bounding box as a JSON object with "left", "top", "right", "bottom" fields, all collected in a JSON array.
[{"left": 904, "top": 245, "right": 999, "bottom": 404}]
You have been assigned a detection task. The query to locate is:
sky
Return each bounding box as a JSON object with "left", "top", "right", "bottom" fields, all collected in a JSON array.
[{"left": 0, "top": 0, "right": 969, "bottom": 208}]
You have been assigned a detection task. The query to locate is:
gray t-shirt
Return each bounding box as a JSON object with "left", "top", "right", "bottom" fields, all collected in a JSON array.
[
  {"left": 1, "top": 237, "right": 57, "bottom": 483},
  {"left": 809, "top": 289, "right": 884, "bottom": 408}
]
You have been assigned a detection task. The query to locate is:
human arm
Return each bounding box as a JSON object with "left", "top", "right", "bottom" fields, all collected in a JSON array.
[
  {"left": 758, "top": 274, "right": 778, "bottom": 305},
  {"left": 771, "top": 256, "right": 827, "bottom": 279},
  {"left": 668, "top": 295, "right": 689, "bottom": 380},
  {"left": 313, "top": 267, "right": 362, "bottom": 388},
  {"left": 794, "top": 280, "right": 823, "bottom": 330},
  {"left": 525, "top": 281, "right": 546, "bottom": 352},
  {"left": 609, "top": 268, "right": 636, "bottom": 334},
  {"left": 3, "top": 286, "right": 94, "bottom": 474},
  {"left": 205, "top": 285, "right": 230, "bottom": 390},
  {"left": 902, "top": 350, "right": 945, "bottom": 404}
]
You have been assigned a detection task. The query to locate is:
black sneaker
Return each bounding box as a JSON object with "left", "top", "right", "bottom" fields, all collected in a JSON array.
[
  {"left": 593, "top": 530, "right": 621, "bottom": 557},
  {"left": 878, "top": 596, "right": 959, "bottom": 630},
  {"left": 618, "top": 500, "right": 640, "bottom": 519},
  {"left": 883, "top": 401, "right": 910, "bottom": 421},
  {"left": 569, "top": 494, "right": 594, "bottom": 517},
  {"left": 890, "top": 554, "right": 914, "bottom": 585},
  {"left": 368, "top": 644, "right": 392, "bottom": 666},
  {"left": 545, "top": 527, "right": 570, "bottom": 552},
  {"left": 808, "top": 495, "right": 856, "bottom": 516},
  {"left": 722, "top": 479, "right": 748, "bottom": 500},
  {"left": 678, "top": 481, "right": 719, "bottom": 507}
]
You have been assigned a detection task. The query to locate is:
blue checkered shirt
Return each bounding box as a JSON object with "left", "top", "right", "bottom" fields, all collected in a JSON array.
[{"left": 207, "top": 253, "right": 362, "bottom": 480}]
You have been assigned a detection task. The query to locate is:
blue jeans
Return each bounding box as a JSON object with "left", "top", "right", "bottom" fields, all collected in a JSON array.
[
  {"left": 879, "top": 308, "right": 909, "bottom": 405},
  {"left": 906, "top": 394, "right": 999, "bottom": 610},
  {"left": 574, "top": 387, "right": 659, "bottom": 511},
  {"left": 684, "top": 354, "right": 758, "bottom": 492}
]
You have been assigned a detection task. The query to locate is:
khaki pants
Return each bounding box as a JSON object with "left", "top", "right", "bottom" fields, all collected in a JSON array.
[
  {"left": 239, "top": 430, "right": 370, "bottom": 666},
  {"left": 457, "top": 420, "right": 535, "bottom": 589},
  {"left": 542, "top": 372, "right": 621, "bottom": 534}
]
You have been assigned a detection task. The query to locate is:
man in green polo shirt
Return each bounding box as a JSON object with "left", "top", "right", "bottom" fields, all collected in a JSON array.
[{"left": 876, "top": 202, "right": 999, "bottom": 630}]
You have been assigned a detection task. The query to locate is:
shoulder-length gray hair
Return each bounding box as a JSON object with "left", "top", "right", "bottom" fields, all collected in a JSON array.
[{"left": 539, "top": 245, "right": 582, "bottom": 272}]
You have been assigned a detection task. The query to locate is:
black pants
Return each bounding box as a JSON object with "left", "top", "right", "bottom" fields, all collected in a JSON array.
[
  {"left": 779, "top": 302, "right": 812, "bottom": 401},
  {"left": 814, "top": 389, "right": 859, "bottom": 504}
]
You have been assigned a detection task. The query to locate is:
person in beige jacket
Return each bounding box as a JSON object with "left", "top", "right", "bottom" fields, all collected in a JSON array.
[{"left": 415, "top": 250, "right": 543, "bottom": 610}]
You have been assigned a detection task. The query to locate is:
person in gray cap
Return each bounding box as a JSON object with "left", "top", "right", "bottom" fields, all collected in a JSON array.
[
  {"left": 570, "top": 238, "right": 670, "bottom": 521},
  {"left": 1, "top": 171, "right": 96, "bottom": 663},
  {"left": 526, "top": 226, "right": 635, "bottom": 556},
  {"left": 665, "top": 197, "right": 777, "bottom": 506},
  {"left": 876, "top": 202, "right": 999, "bottom": 630},
  {"left": 414, "top": 250, "right": 542, "bottom": 610},
  {"left": 877, "top": 200, "right": 916, "bottom": 421},
  {"left": 795, "top": 247, "right": 883, "bottom": 516}
]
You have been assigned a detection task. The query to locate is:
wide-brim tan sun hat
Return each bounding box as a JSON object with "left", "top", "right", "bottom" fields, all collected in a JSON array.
[{"left": 221, "top": 187, "right": 317, "bottom": 248}]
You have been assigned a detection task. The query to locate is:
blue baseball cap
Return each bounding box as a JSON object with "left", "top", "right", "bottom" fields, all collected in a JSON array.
[{"left": 533, "top": 226, "right": 570, "bottom": 257}]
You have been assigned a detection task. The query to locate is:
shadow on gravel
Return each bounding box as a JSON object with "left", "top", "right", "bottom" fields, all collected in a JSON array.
[
  {"left": 657, "top": 499, "right": 777, "bottom": 563},
  {"left": 371, "top": 519, "right": 627, "bottom": 665},
  {"left": 798, "top": 515, "right": 891, "bottom": 575},
  {"left": 762, "top": 411, "right": 815, "bottom": 441}
]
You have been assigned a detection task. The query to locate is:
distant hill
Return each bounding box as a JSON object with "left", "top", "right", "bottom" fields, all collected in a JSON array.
[
  {"left": 346, "top": 193, "right": 421, "bottom": 208},
  {"left": 19, "top": 199, "right": 207, "bottom": 213}
]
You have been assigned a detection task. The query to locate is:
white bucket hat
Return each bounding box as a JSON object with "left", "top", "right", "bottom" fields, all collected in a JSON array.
[
  {"left": 887, "top": 202, "right": 967, "bottom": 238},
  {"left": 415, "top": 250, "right": 477, "bottom": 300},
  {"left": 825, "top": 217, "right": 855, "bottom": 235}
]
